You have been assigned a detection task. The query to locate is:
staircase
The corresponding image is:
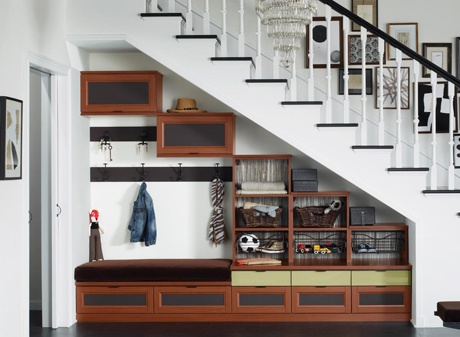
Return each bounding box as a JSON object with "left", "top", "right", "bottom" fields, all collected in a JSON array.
[{"left": 66, "top": 0, "right": 460, "bottom": 327}]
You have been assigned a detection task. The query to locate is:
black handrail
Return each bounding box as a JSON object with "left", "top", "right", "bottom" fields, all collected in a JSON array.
[{"left": 318, "top": 0, "right": 460, "bottom": 88}]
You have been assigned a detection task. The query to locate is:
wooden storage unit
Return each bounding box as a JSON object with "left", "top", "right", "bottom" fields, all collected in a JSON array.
[
  {"left": 76, "top": 286, "right": 154, "bottom": 314},
  {"left": 154, "top": 286, "right": 231, "bottom": 314},
  {"left": 230, "top": 154, "right": 412, "bottom": 322},
  {"left": 156, "top": 113, "right": 235, "bottom": 157},
  {"left": 80, "top": 71, "right": 163, "bottom": 115},
  {"left": 231, "top": 286, "right": 291, "bottom": 314}
]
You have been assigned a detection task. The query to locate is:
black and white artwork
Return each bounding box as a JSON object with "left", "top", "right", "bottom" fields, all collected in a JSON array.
[
  {"left": 306, "top": 17, "right": 344, "bottom": 68},
  {"left": 417, "top": 82, "right": 457, "bottom": 133},
  {"left": 375, "top": 67, "right": 410, "bottom": 109},
  {"left": 348, "top": 35, "right": 384, "bottom": 65},
  {"left": 0, "top": 97, "right": 23, "bottom": 180}
]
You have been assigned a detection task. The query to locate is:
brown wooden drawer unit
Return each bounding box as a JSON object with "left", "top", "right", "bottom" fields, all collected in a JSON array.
[
  {"left": 76, "top": 286, "right": 154, "bottom": 314},
  {"left": 231, "top": 287, "right": 291, "bottom": 314},
  {"left": 292, "top": 286, "right": 351, "bottom": 314},
  {"left": 154, "top": 286, "right": 231, "bottom": 314},
  {"left": 352, "top": 286, "right": 411, "bottom": 314},
  {"left": 80, "top": 71, "right": 163, "bottom": 115}
]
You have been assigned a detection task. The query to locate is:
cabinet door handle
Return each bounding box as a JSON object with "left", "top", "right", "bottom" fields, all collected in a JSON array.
[{"left": 315, "top": 270, "right": 327, "bottom": 272}]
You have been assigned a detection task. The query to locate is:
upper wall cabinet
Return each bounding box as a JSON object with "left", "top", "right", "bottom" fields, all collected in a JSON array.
[
  {"left": 80, "top": 71, "right": 163, "bottom": 115},
  {"left": 156, "top": 113, "right": 235, "bottom": 157}
]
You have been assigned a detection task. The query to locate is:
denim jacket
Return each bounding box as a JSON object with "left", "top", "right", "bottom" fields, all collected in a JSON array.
[{"left": 128, "top": 182, "right": 157, "bottom": 246}]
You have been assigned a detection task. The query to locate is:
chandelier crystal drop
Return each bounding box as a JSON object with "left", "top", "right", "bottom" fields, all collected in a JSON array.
[{"left": 256, "top": 0, "right": 318, "bottom": 68}]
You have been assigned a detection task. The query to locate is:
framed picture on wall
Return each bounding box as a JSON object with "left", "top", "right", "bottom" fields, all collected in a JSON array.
[
  {"left": 352, "top": 0, "right": 378, "bottom": 32},
  {"left": 387, "top": 23, "right": 418, "bottom": 60},
  {"left": 422, "top": 43, "right": 452, "bottom": 78},
  {"left": 306, "top": 17, "right": 344, "bottom": 69},
  {"left": 338, "top": 68, "right": 373, "bottom": 95},
  {"left": 375, "top": 67, "right": 410, "bottom": 109},
  {"left": 0, "top": 96, "right": 23, "bottom": 180},
  {"left": 348, "top": 34, "right": 385, "bottom": 65},
  {"left": 417, "top": 82, "right": 458, "bottom": 133}
]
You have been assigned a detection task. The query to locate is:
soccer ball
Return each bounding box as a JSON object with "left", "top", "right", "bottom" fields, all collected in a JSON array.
[{"left": 239, "top": 234, "right": 259, "bottom": 253}]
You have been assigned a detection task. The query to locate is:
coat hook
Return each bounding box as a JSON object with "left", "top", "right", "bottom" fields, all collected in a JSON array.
[
  {"left": 139, "top": 163, "right": 147, "bottom": 181},
  {"left": 102, "top": 163, "right": 110, "bottom": 182},
  {"left": 215, "top": 163, "right": 221, "bottom": 179},
  {"left": 177, "top": 163, "right": 183, "bottom": 181},
  {"left": 137, "top": 130, "right": 148, "bottom": 155},
  {"left": 100, "top": 131, "right": 113, "bottom": 162}
]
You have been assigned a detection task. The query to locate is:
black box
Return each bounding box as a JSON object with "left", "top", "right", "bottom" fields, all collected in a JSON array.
[
  {"left": 350, "top": 207, "right": 375, "bottom": 226},
  {"left": 292, "top": 168, "right": 317, "bottom": 181},
  {"left": 292, "top": 180, "right": 318, "bottom": 192}
]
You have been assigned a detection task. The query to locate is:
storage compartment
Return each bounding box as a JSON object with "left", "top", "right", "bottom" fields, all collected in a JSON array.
[
  {"left": 350, "top": 207, "right": 375, "bottom": 226},
  {"left": 292, "top": 180, "right": 318, "bottom": 192},
  {"left": 156, "top": 113, "right": 235, "bottom": 157},
  {"left": 231, "top": 271, "right": 291, "bottom": 287},
  {"left": 80, "top": 71, "right": 163, "bottom": 115},
  {"left": 291, "top": 271, "right": 351, "bottom": 286},
  {"left": 292, "top": 286, "right": 351, "bottom": 313},
  {"left": 76, "top": 286, "right": 154, "bottom": 314},
  {"left": 292, "top": 169, "right": 317, "bottom": 181},
  {"left": 351, "top": 270, "right": 411, "bottom": 286},
  {"left": 232, "top": 287, "right": 291, "bottom": 313},
  {"left": 154, "top": 286, "right": 231, "bottom": 314},
  {"left": 352, "top": 286, "right": 411, "bottom": 314}
]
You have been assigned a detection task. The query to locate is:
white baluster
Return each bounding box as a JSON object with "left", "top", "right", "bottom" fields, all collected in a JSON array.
[
  {"left": 430, "top": 72, "right": 438, "bottom": 189},
  {"left": 203, "top": 0, "right": 210, "bottom": 34},
  {"left": 413, "top": 60, "right": 420, "bottom": 167},
  {"left": 307, "top": 11, "right": 315, "bottom": 100},
  {"left": 185, "top": 0, "right": 193, "bottom": 35},
  {"left": 395, "top": 50, "right": 403, "bottom": 167},
  {"left": 145, "top": 0, "right": 157, "bottom": 13},
  {"left": 325, "top": 6, "right": 332, "bottom": 122},
  {"left": 448, "top": 82, "right": 456, "bottom": 189},
  {"left": 238, "top": 0, "right": 245, "bottom": 57},
  {"left": 254, "top": 16, "right": 262, "bottom": 79},
  {"left": 166, "top": 0, "right": 175, "bottom": 12},
  {"left": 273, "top": 50, "right": 280, "bottom": 79},
  {"left": 378, "top": 38, "right": 385, "bottom": 145},
  {"left": 342, "top": 17, "right": 350, "bottom": 123},
  {"left": 360, "top": 28, "right": 367, "bottom": 144},
  {"left": 290, "top": 52, "right": 297, "bottom": 101},
  {"left": 220, "top": 0, "right": 228, "bottom": 57}
]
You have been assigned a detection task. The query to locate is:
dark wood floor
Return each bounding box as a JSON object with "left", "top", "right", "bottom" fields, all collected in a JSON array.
[{"left": 30, "top": 311, "right": 460, "bottom": 337}]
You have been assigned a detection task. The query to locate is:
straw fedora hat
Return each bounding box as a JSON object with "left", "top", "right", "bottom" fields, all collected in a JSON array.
[{"left": 167, "top": 98, "right": 206, "bottom": 113}]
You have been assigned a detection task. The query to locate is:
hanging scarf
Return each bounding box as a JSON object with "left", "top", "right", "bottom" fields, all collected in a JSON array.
[{"left": 208, "top": 177, "right": 228, "bottom": 246}]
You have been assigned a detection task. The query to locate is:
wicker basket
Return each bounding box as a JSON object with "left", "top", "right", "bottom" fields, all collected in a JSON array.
[
  {"left": 295, "top": 206, "right": 340, "bottom": 228},
  {"left": 239, "top": 207, "right": 283, "bottom": 228}
]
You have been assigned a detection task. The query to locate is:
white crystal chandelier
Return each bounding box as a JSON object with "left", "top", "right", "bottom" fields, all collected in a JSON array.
[{"left": 256, "top": 0, "right": 317, "bottom": 68}]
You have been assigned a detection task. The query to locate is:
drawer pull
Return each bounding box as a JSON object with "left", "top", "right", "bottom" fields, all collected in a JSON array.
[
  {"left": 315, "top": 270, "right": 327, "bottom": 272},
  {"left": 255, "top": 286, "right": 267, "bottom": 288},
  {"left": 108, "top": 286, "right": 120, "bottom": 288},
  {"left": 255, "top": 271, "right": 267, "bottom": 273},
  {"left": 186, "top": 286, "right": 198, "bottom": 288}
]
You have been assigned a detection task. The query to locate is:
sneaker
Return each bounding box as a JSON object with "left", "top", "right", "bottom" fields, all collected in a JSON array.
[
  {"left": 365, "top": 243, "right": 377, "bottom": 253},
  {"left": 257, "top": 240, "right": 285, "bottom": 253},
  {"left": 357, "top": 243, "right": 368, "bottom": 253}
]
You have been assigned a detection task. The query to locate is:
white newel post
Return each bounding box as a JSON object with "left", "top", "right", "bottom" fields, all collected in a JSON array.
[
  {"left": 185, "top": 0, "right": 193, "bottom": 34},
  {"left": 342, "top": 17, "right": 350, "bottom": 123},
  {"left": 290, "top": 52, "right": 298, "bottom": 101},
  {"left": 325, "top": 6, "right": 332, "bottom": 122},
  {"left": 448, "top": 82, "right": 456, "bottom": 189},
  {"left": 378, "top": 38, "right": 385, "bottom": 145},
  {"left": 430, "top": 72, "right": 438, "bottom": 189},
  {"left": 203, "top": 0, "right": 210, "bottom": 34},
  {"left": 238, "top": 0, "right": 245, "bottom": 57},
  {"left": 307, "top": 11, "right": 315, "bottom": 100},
  {"left": 413, "top": 61, "right": 420, "bottom": 167},
  {"left": 255, "top": 17, "right": 262, "bottom": 78},
  {"left": 220, "top": 0, "right": 228, "bottom": 57},
  {"left": 360, "top": 28, "right": 367, "bottom": 144},
  {"left": 395, "top": 50, "right": 403, "bottom": 167}
]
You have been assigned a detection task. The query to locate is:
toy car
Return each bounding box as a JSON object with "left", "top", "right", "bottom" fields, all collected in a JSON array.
[
  {"left": 313, "top": 244, "right": 332, "bottom": 255},
  {"left": 295, "top": 244, "right": 313, "bottom": 254}
]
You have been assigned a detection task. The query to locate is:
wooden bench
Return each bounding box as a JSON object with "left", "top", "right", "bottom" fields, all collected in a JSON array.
[
  {"left": 435, "top": 302, "right": 460, "bottom": 329},
  {"left": 75, "top": 259, "right": 233, "bottom": 322}
]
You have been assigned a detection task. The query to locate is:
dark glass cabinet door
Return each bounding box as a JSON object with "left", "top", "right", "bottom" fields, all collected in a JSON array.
[
  {"left": 80, "top": 71, "right": 163, "bottom": 115},
  {"left": 157, "top": 113, "right": 235, "bottom": 157}
]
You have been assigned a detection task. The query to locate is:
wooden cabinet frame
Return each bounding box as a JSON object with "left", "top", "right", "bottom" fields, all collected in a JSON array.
[
  {"left": 292, "top": 286, "right": 352, "bottom": 314},
  {"left": 352, "top": 286, "right": 411, "bottom": 314},
  {"left": 232, "top": 287, "right": 291, "bottom": 314}
]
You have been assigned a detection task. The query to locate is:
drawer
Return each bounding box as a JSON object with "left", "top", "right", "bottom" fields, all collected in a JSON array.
[
  {"left": 292, "top": 286, "right": 351, "bottom": 314},
  {"left": 352, "top": 286, "right": 411, "bottom": 314},
  {"left": 352, "top": 270, "right": 411, "bottom": 286},
  {"left": 154, "top": 286, "right": 231, "bottom": 314},
  {"left": 292, "top": 271, "right": 351, "bottom": 286},
  {"left": 231, "top": 271, "right": 291, "bottom": 286},
  {"left": 76, "top": 286, "right": 153, "bottom": 314},
  {"left": 232, "top": 287, "right": 291, "bottom": 313}
]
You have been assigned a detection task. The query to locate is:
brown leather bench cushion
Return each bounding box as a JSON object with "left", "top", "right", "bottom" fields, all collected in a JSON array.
[
  {"left": 75, "top": 259, "right": 232, "bottom": 282},
  {"left": 436, "top": 302, "right": 460, "bottom": 322}
]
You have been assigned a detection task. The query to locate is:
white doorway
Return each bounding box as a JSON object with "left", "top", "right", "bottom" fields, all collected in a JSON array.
[{"left": 29, "top": 67, "right": 55, "bottom": 328}]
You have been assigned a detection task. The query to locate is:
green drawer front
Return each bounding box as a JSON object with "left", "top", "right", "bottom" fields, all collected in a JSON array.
[
  {"left": 291, "top": 271, "right": 351, "bottom": 286},
  {"left": 231, "top": 271, "right": 291, "bottom": 286},
  {"left": 352, "top": 270, "right": 411, "bottom": 286}
]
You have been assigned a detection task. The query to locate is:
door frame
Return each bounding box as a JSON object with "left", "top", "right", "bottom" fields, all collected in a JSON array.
[{"left": 23, "top": 51, "right": 72, "bottom": 331}]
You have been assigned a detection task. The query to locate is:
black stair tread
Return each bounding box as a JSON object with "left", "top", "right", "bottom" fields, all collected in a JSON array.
[
  {"left": 176, "top": 34, "right": 221, "bottom": 44},
  {"left": 387, "top": 167, "right": 430, "bottom": 172},
  {"left": 140, "top": 13, "right": 184, "bottom": 19},
  {"left": 210, "top": 57, "right": 253, "bottom": 61},
  {"left": 281, "top": 101, "right": 323, "bottom": 105},
  {"left": 245, "top": 79, "right": 288, "bottom": 83},
  {"left": 422, "top": 189, "right": 460, "bottom": 194},
  {"left": 352, "top": 145, "right": 394, "bottom": 149},
  {"left": 317, "top": 123, "right": 359, "bottom": 127}
]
